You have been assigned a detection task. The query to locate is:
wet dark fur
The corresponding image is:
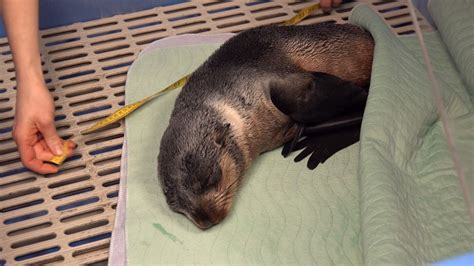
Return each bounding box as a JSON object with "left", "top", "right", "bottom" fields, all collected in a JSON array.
[{"left": 158, "top": 23, "right": 374, "bottom": 229}]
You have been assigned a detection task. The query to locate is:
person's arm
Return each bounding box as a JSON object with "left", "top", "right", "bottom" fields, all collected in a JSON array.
[
  {"left": 320, "top": 0, "right": 343, "bottom": 13},
  {"left": 0, "top": 0, "right": 74, "bottom": 174}
]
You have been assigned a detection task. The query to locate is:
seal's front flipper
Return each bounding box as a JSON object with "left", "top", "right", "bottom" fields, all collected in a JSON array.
[{"left": 270, "top": 71, "right": 368, "bottom": 125}]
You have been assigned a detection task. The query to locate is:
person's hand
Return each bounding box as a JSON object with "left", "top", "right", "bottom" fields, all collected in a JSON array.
[
  {"left": 13, "top": 80, "right": 75, "bottom": 174},
  {"left": 320, "top": 0, "right": 343, "bottom": 13},
  {"left": 2, "top": 0, "right": 76, "bottom": 174}
]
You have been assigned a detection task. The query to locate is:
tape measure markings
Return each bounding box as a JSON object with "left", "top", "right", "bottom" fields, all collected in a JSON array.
[
  {"left": 81, "top": 74, "right": 190, "bottom": 135},
  {"left": 283, "top": 3, "right": 320, "bottom": 26}
]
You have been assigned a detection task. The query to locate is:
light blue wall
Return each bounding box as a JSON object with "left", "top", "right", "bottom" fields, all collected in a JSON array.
[{"left": 0, "top": 0, "right": 188, "bottom": 37}]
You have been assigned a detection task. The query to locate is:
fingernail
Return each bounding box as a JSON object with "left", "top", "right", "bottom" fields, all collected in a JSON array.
[{"left": 55, "top": 145, "right": 63, "bottom": 156}]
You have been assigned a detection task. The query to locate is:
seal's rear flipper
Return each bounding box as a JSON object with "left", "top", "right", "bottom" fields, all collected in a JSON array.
[
  {"left": 302, "top": 110, "right": 364, "bottom": 135},
  {"left": 270, "top": 71, "right": 368, "bottom": 170},
  {"left": 296, "top": 124, "right": 361, "bottom": 170},
  {"left": 283, "top": 111, "right": 363, "bottom": 169},
  {"left": 282, "top": 125, "right": 303, "bottom": 158}
]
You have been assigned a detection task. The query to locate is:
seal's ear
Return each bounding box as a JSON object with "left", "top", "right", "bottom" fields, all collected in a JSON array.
[{"left": 214, "top": 123, "right": 230, "bottom": 147}]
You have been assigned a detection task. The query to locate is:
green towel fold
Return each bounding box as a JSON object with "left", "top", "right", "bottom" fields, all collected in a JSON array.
[{"left": 350, "top": 2, "right": 474, "bottom": 265}]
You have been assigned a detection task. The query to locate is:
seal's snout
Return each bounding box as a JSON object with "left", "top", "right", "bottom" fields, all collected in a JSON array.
[
  {"left": 195, "top": 219, "right": 214, "bottom": 230},
  {"left": 192, "top": 208, "right": 217, "bottom": 230},
  {"left": 191, "top": 203, "right": 230, "bottom": 230}
]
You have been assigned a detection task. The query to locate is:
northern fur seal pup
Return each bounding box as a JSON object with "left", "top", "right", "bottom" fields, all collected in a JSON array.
[{"left": 158, "top": 23, "right": 374, "bottom": 229}]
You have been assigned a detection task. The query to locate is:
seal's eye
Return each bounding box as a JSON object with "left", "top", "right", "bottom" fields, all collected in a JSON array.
[
  {"left": 206, "top": 167, "right": 222, "bottom": 187},
  {"left": 214, "top": 123, "right": 230, "bottom": 147}
]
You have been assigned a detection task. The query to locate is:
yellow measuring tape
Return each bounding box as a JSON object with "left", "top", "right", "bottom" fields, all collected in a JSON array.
[
  {"left": 81, "top": 74, "right": 190, "bottom": 135},
  {"left": 50, "top": 3, "right": 320, "bottom": 165},
  {"left": 283, "top": 3, "right": 320, "bottom": 26}
]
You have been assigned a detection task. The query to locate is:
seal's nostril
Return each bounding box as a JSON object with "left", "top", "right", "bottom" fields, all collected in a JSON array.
[
  {"left": 191, "top": 207, "right": 216, "bottom": 230},
  {"left": 196, "top": 219, "right": 214, "bottom": 230}
]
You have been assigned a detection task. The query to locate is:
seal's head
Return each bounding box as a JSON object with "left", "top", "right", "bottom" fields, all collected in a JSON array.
[{"left": 158, "top": 107, "right": 243, "bottom": 230}]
